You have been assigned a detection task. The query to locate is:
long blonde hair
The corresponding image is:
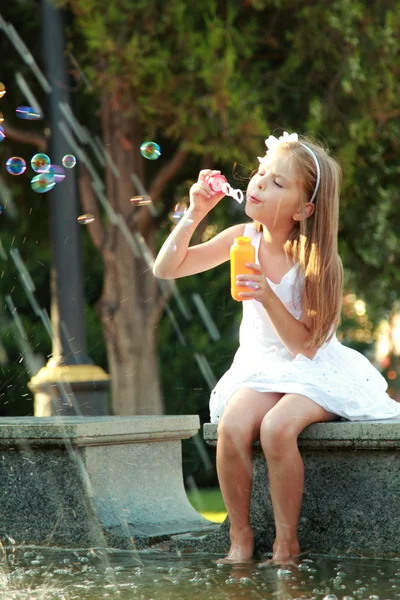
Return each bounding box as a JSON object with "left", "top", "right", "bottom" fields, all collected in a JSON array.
[{"left": 254, "top": 136, "right": 343, "bottom": 349}]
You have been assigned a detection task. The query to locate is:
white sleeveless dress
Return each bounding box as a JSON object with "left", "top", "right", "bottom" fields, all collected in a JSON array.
[{"left": 209, "top": 223, "right": 400, "bottom": 423}]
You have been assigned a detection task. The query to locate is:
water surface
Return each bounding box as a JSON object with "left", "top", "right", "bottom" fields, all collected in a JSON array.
[{"left": 1, "top": 547, "right": 400, "bottom": 599}]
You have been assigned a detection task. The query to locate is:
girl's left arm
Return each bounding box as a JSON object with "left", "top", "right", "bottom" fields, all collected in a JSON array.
[{"left": 236, "top": 263, "right": 318, "bottom": 359}]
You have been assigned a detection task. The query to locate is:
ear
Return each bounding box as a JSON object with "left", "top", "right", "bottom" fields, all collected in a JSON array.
[{"left": 293, "top": 202, "right": 315, "bottom": 221}]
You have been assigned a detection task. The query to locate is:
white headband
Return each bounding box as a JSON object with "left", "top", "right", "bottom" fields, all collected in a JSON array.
[{"left": 259, "top": 131, "right": 321, "bottom": 204}]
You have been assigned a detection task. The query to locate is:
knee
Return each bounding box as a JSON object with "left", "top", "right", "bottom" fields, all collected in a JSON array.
[
  {"left": 260, "top": 415, "right": 297, "bottom": 458},
  {"left": 217, "top": 413, "right": 253, "bottom": 455}
]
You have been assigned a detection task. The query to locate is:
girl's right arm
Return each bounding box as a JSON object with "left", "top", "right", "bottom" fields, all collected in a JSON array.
[{"left": 153, "top": 169, "right": 246, "bottom": 280}]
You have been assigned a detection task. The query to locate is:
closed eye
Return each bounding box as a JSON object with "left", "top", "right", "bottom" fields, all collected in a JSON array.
[{"left": 274, "top": 180, "right": 283, "bottom": 188}]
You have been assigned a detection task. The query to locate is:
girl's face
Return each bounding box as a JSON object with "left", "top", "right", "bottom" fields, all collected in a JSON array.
[{"left": 245, "top": 148, "right": 304, "bottom": 227}]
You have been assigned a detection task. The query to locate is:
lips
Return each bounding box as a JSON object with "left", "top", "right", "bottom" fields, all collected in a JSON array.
[{"left": 248, "top": 194, "right": 261, "bottom": 204}]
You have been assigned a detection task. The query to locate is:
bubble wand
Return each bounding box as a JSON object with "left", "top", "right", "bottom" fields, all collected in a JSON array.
[{"left": 206, "top": 174, "right": 244, "bottom": 204}]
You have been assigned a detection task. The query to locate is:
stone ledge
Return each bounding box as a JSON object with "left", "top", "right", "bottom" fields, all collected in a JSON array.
[
  {"left": 0, "top": 416, "right": 216, "bottom": 547},
  {"left": 184, "top": 418, "right": 400, "bottom": 558},
  {"left": 0, "top": 416, "right": 200, "bottom": 446},
  {"left": 204, "top": 419, "right": 400, "bottom": 448}
]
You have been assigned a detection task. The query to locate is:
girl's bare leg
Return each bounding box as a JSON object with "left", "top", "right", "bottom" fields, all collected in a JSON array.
[
  {"left": 216, "top": 389, "right": 282, "bottom": 563},
  {"left": 259, "top": 393, "right": 339, "bottom": 565}
]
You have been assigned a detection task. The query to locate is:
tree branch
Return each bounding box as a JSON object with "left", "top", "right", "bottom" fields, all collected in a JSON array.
[
  {"left": 132, "top": 148, "right": 189, "bottom": 238},
  {"left": 3, "top": 125, "right": 47, "bottom": 152}
]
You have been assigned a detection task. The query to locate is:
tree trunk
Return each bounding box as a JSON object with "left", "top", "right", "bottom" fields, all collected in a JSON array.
[
  {"left": 98, "top": 242, "right": 163, "bottom": 415},
  {"left": 79, "top": 88, "right": 188, "bottom": 415},
  {"left": 96, "top": 89, "right": 163, "bottom": 415}
]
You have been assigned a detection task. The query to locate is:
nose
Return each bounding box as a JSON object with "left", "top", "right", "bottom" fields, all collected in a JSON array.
[{"left": 258, "top": 182, "right": 264, "bottom": 190}]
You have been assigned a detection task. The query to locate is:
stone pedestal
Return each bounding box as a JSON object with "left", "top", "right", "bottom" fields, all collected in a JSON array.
[
  {"left": 173, "top": 419, "right": 400, "bottom": 558},
  {"left": 0, "top": 416, "right": 215, "bottom": 549},
  {"left": 28, "top": 364, "right": 111, "bottom": 416}
]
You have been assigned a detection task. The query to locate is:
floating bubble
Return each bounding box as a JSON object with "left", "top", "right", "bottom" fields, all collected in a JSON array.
[
  {"left": 0, "top": 206, "right": 2, "bottom": 215},
  {"left": 130, "top": 195, "right": 152, "bottom": 206},
  {"left": 62, "top": 154, "right": 76, "bottom": 169},
  {"left": 0, "top": 113, "right": 4, "bottom": 124},
  {"left": 16, "top": 106, "right": 41, "bottom": 120},
  {"left": 0, "top": 83, "right": 5, "bottom": 99},
  {"left": 0, "top": 126, "right": 5, "bottom": 142},
  {"left": 6, "top": 157, "right": 27, "bottom": 176},
  {"left": 77, "top": 213, "right": 95, "bottom": 225},
  {"left": 31, "top": 172, "right": 55, "bottom": 194},
  {"left": 48, "top": 164, "right": 66, "bottom": 183},
  {"left": 171, "top": 201, "right": 187, "bottom": 223},
  {"left": 140, "top": 141, "right": 161, "bottom": 160},
  {"left": 31, "top": 153, "right": 51, "bottom": 173}
]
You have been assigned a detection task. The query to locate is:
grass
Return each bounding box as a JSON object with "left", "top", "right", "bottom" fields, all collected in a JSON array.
[{"left": 186, "top": 487, "right": 227, "bottom": 523}]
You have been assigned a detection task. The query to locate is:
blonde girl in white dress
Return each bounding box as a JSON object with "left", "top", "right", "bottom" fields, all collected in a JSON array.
[{"left": 153, "top": 131, "right": 400, "bottom": 566}]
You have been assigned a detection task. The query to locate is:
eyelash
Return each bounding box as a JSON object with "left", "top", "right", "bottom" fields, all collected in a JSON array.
[{"left": 257, "top": 172, "right": 283, "bottom": 188}]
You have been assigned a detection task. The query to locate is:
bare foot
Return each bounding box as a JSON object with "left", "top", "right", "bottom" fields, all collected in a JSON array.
[
  {"left": 216, "top": 528, "right": 255, "bottom": 564},
  {"left": 258, "top": 538, "right": 300, "bottom": 567}
]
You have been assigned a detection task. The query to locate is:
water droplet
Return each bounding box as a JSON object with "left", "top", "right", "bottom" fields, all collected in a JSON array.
[
  {"left": 130, "top": 195, "right": 152, "bottom": 206},
  {"left": 31, "top": 172, "right": 55, "bottom": 194},
  {"left": 16, "top": 106, "right": 41, "bottom": 120},
  {"left": 277, "top": 568, "right": 293, "bottom": 576},
  {"left": 31, "top": 153, "right": 51, "bottom": 173},
  {"left": 0, "top": 126, "right": 5, "bottom": 141},
  {"left": 62, "top": 154, "right": 76, "bottom": 168},
  {"left": 140, "top": 140, "right": 161, "bottom": 160},
  {"left": 0, "top": 83, "right": 6, "bottom": 98},
  {"left": 6, "top": 157, "right": 26, "bottom": 175},
  {"left": 77, "top": 213, "right": 95, "bottom": 225}
]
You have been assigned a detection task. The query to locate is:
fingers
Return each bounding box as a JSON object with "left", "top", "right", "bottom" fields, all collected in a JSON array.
[
  {"left": 198, "top": 169, "right": 221, "bottom": 183},
  {"left": 191, "top": 181, "right": 213, "bottom": 198}
]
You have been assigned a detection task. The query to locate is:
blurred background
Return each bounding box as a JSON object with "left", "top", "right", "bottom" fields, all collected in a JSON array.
[{"left": 0, "top": 0, "right": 399, "bottom": 516}]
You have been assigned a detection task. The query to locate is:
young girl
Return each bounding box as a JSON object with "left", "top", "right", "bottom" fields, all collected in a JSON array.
[{"left": 153, "top": 131, "right": 400, "bottom": 565}]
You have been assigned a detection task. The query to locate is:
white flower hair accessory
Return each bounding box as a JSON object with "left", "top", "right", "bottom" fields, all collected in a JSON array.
[{"left": 258, "top": 130, "right": 321, "bottom": 204}]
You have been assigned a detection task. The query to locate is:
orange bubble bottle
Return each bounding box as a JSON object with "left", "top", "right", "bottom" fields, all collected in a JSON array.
[{"left": 230, "top": 236, "right": 256, "bottom": 301}]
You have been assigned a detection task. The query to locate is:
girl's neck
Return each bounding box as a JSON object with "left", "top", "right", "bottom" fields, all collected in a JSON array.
[{"left": 261, "top": 226, "right": 291, "bottom": 256}]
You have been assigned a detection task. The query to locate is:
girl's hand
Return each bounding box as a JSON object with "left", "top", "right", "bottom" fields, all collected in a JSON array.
[
  {"left": 235, "top": 263, "right": 273, "bottom": 305},
  {"left": 189, "top": 169, "right": 226, "bottom": 215}
]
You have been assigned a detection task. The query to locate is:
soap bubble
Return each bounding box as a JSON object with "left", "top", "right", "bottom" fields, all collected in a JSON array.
[
  {"left": 16, "top": 106, "right": 41, "bottom": 120},
  {"left": 140, "top": 141, "right": 161, "bottom": 160},
  {"left": 31, "top": 153, "right": 51, "bottom": 173},
  {"left": 31, "top": 172, "right": 55, "bottom": 194},
  {"left": 0, "top": 206, "right": 3, "bottom": 215},
  {"left": 77, "top": 213, "right": 95, "bottom": 225},
  {"left": 0, "top": 83, "right": 5, "bottom": 98},
  {"left": 6, "top": 157, "right": 27, "bottom": 176},
  {"left": 0, "top": 126, "right": 5, "bottom": 141},
  {"left": 130, "top": 195, "right": 152, "bottom": 206},
  {"left": 0, "top": 113, "right": 4, "bottom": 124},
  {"left": 48, "top": 164, "right": 65, "bottom": 183},
  {"left": 171, "top": 201, "right": 187, "bottom": 223},
  {"left": 62, "top": 154, "right": 76, "bottom": 169}
]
